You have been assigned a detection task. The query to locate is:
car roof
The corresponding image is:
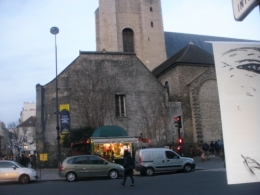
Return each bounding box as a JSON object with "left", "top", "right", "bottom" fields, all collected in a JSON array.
[
  {"left": 65, "top": 155, "right": 99, "bottom": 159},
  {"left": 138, "top": 148, "right": 171, "bottom": 152}
]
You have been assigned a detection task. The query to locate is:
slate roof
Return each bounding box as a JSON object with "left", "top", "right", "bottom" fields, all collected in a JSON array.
[
  {"left": 164, "top": 32, "right": 260, "bottom": 58},
  {"left": 17, "top": 116, "right": 36, "bottom": 128},
  {"left": 152, "top": 43, "right": 214, "bottom": 78}
]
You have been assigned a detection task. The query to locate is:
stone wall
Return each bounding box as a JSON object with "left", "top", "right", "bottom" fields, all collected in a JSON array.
[
  {"left": 96, "top": 0, "right": 167, "bottom": 71},
  {"left": 157, "top": 64, "right": 223, "bottom": 152}
]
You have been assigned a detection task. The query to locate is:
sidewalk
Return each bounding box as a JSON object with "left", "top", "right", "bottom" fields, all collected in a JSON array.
[{"left": 35, "top": 155, "right": 225, "bottom": 181}]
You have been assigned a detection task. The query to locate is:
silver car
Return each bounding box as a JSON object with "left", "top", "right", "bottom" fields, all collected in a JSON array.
[
  {"left": 60, "top": 155, "right": 124, "bottom": 182},
  {"left": 0, "top": 160, "right": 38, "bottom": 184}
]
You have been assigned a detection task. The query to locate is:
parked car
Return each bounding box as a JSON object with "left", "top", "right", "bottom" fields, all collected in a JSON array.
[
  {"left": 0, "top": 160, "right": 38, "bottom": 184},
  {"left": 135, "top": 148, "right": 196, "bottom": 176},
  {"left": 60, "top": 155, "right": 124, "bottom": 182}
]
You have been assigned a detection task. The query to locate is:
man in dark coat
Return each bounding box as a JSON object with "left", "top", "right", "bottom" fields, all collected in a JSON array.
[
  {"left": 121, "top": 150, "right": 134, "bottom": 187},
  {"left": 20, "top": 154, "right": 27, "bottom": 167}
]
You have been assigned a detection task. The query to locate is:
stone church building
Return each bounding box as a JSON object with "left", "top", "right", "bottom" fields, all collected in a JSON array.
[{"left": 35, "top": 0, "right": 255, "bottom": 164}]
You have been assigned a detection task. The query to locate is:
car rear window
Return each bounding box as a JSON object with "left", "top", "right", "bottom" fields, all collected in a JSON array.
[{"left": 67, "top": 158, "right": 74, "bottom": 164}]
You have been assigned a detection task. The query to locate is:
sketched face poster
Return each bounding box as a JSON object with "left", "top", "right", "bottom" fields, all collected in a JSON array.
[{"left": 211, "top": 42, "right": 260, "bottom": 184}]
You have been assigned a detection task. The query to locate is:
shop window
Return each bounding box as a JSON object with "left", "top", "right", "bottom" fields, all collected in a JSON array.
[
  {"left": 151, "top": 21, "right": 154, "bottom": 27},
  {"left": 115, "top": 94, "right": 126, "bottom": 117},
  {"left": 123, "top": 28, "right": 134, "bottom": 52},
  {"left": 150, "top": 7, "right": 153, "bottom": 12}
]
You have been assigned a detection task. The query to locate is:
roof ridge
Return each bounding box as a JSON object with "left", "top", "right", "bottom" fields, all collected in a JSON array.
[{"left": 178, "top": 43, "right": 192, "bottom": 61}]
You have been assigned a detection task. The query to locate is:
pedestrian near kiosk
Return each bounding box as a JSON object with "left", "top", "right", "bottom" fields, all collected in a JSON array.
[
  {"left": 202, "top": 141, "right": 210, "bottom": 160},
  {"left": 121, "top": 150, "right": 135, "bottom": 187},
  {"left": 209, "top": 141, "right": 215, "bottom": 155}
]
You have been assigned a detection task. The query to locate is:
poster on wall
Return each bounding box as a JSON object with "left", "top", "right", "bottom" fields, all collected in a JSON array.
[
  {"left": 60, "top": 104, "right": 70, "bottom": 134},
  {"left": 210, "top": 42, "right": 260, "bottom": 184}
]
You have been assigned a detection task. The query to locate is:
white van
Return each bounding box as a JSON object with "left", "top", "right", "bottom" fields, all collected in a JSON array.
[{"left": 135, "top": 148, "right": 195, "bottom": 176}]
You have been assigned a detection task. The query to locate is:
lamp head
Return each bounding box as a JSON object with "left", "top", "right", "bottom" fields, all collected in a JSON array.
[{"left": 50, "top": 27, "right": 59, "bottom": 35}]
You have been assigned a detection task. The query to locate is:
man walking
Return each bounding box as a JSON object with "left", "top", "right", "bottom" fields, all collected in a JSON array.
[
  {"left": 202, "top": 141, "right": 210, "bottom": 160},
  {"left": 121, "top": 150, "right": 135, "bottom": 187}
]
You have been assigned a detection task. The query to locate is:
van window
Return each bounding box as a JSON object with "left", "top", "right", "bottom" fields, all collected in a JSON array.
[
  {"left": 165, "top": 151, "right": 179, "bottom": 159},
  {"left": 153, "top": 151, "right": 164, "bottom": 159},
  {"left": 142, "top": 152, "right": 152, "bottom": 161}
]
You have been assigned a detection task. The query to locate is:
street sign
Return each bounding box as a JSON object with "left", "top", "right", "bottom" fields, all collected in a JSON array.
[
  {"left": 40, "top": 153, "right": 48, "bottom": 161},
  {"left": 232, "top": 0, "right": 260, "bottom": 21}
]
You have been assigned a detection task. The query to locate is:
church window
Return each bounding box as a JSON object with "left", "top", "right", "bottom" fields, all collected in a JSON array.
[
  {"left": 151, "top": 21, "right": 154, "bottom": 27},
  {"left": 115, "top": 94, "right": 126, "bottom": 117},
  {"left": 150, "top": 7, "right": 153, "bottom": 12},
  {"left": 123, "top": 28, "right": 134, "bottom": 52}
]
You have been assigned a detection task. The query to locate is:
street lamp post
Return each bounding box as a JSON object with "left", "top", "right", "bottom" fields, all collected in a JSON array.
[{"left": 50, "top": 26, "right": 61, "bottom": 170}]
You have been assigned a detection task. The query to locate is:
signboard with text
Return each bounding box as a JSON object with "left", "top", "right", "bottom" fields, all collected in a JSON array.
[
  {"left": 232, "top": 0, "right": 259, "bottom": 21},
  {"left": 60, "top": 104, "right": 70, "bottom": 134},
  {"left": 40, "top": 153, "right": 48, "bottom": 161}
]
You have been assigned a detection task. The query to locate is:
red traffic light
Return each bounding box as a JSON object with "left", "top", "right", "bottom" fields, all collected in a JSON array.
[
  {"left": 174, "top": 116, "right": 182, "bottom": 128},
  {"left": 179, "top": 138, "right": 182, "bottom": 144},
  {"left": 174, "top": 117, "right": 180, "bottom": 122},
  {"left": 177, "top": 146, "right": 181, "bottom": 150}
]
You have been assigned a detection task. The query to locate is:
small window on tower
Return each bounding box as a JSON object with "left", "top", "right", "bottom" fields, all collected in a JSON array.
[
  {"left": 151, "top": 21, "right": 154, "bottom": 27},
  {"left": 150, "top": 7, "right": 153, "bottom": 12},
  {"left": 122, "top": 28, "right": 134, "bottom": 52}
]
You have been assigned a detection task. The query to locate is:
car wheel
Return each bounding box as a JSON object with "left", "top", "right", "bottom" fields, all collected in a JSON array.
[
  {"left": 108, "top": 169, "right": 118, "bottom": 179},
  {"left": 145, "top": 167, "right": 154, "bottom": 176},
  {"left": 66, "top": 172, "right": 77, "bottom": 182},
  {"left": 19, "top": 174, "right": 30, "bottom": 184},
  {"left": 183, "top": 164, "right": 192, "bottom": 173}
]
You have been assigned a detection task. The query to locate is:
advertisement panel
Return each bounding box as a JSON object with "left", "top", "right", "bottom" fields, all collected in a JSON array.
[
  {"left": 211, "top": 42, "right": 260, "bottom": 184},
  {"left": 59, "top": 104, "right": 70, "bottom": 134}
]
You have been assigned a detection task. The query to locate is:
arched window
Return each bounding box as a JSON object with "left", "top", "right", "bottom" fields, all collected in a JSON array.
[{"left": 123, "top": 28, "right": 134, "bottom": 52}]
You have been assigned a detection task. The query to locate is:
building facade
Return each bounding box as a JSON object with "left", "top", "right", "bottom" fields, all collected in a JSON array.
[
  {"left": 35, "top": 52, "right": 179, "bottom": 167},
  {"left": 19, "top": 102, "right": 36, "bottom": 123},
  {"left": 34, "top": 0, "right": 258, "bottom": 167}
]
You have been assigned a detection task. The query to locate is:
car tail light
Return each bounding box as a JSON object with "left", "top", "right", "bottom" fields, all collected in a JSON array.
[
  {"left": 139, "top": 155, "right": 142, "bottom": 166},
  {"left": 61, "top": 166, "right": 65, "bottom": 171}
]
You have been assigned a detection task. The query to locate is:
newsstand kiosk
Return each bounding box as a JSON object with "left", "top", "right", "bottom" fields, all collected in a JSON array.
[{"left": 89, "top": 126, "right": 138, "bottom": 165}]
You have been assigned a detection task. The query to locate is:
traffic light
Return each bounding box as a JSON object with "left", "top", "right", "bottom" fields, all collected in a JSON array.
[
  {"left": 174, "top": 116, "right": 182, "bottom": 128},
  {"left": 178, "top": 138, "right": 183, "bottom": 145}
]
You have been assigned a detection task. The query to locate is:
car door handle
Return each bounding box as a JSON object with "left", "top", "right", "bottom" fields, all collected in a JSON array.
[
  {"left": 167, "top": 160, "right": 170, "bottom": 162},
  {"left": 162, "top": 160, "right": 164, "bottom": 163}
]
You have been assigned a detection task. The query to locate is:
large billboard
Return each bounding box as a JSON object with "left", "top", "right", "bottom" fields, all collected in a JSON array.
[{"left": 211, "top": 42, "right": 260, "bottom": 184}]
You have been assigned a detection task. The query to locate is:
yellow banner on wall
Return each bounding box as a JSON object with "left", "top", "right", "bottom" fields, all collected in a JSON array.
[{"left": 60, "top": 104, "right": 70, "bottom": 111}]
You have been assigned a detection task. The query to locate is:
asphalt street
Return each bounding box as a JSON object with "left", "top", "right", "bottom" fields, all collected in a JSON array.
[{"left": 1, "top": 169, "right": 259, "bottom": 195}]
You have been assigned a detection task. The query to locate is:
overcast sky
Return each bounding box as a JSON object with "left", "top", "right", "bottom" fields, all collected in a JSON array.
[{"left": 0, "top": 0, "right": 259, "bottom": 125}]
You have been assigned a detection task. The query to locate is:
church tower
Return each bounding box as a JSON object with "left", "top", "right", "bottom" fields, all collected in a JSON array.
[{"left": 95, "top": 0, "right": 167, "bottom": 71}]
